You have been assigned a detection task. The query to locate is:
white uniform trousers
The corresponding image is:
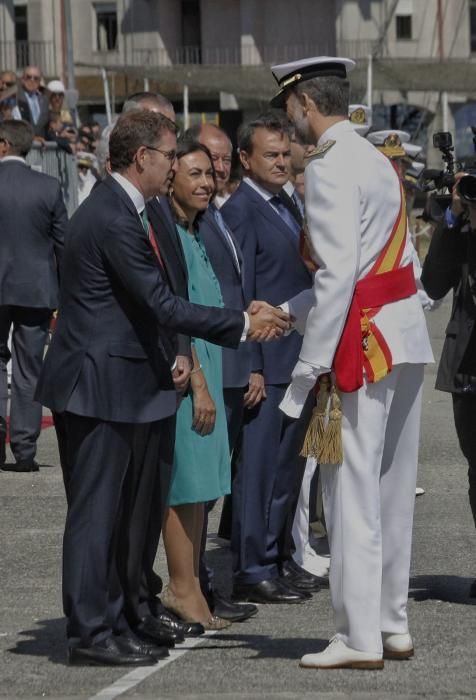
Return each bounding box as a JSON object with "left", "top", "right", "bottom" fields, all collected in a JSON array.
[
  {"left": 292, "top": 456, "right": 318, "bottom": 561},
  {"left": 321, "top": 363, "right": 424, "bottom": 654}
]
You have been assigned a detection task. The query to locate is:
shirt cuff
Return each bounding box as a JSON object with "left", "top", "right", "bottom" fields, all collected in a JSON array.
[{"left": 240, "top": 311, "right": 250, "bottom": 342}]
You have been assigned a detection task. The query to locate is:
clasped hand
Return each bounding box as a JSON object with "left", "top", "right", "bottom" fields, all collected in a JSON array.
[{"left": 246, "top": 301, "right": 292, "bottom": 342}]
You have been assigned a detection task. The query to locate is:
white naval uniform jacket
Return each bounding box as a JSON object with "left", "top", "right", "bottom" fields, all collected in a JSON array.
[{"left": 282, "top": 120, "right": 433, "bottom": 415}]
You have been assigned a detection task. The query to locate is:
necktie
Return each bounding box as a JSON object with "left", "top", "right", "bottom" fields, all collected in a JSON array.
[
  {"left": 29, "top": 93, "right": 40, "bottom": 124},
  {"left": 140, "top": 208, "right": 164, "bottom": 269},
  {"left": 212, "top": 207, "right": 240, "bottom": 271},
  {"left": 270, "top": 195, "right": 301, "bottom": 238}
]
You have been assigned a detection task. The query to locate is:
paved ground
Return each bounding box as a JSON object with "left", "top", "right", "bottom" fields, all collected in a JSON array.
[{"left": 1, "top": 297, "right": 476, "bottom": 699}]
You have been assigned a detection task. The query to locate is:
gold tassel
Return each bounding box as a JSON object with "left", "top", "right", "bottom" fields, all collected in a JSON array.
[
  {"left": 318, "top": 385, "right": 344, "bottom": 465},
  {"left": 300, "top": 375, "right": 330, "bottom": 458}
]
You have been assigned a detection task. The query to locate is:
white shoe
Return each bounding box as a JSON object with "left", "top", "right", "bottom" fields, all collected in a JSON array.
[
  {"left": 300, "top": 637, "right": 384, "bottom": 670},
  {"left": 415, "top": 487, "right": 425, "bottom": 496},
  {"left": 382, "top": 632, "right": 414, "bottom": 659},
  {"left": 296, "top": 545, "right": 330, "bottom": 578}
]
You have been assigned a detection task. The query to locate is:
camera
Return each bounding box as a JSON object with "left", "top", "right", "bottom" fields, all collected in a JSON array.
[{"left": 420, "top": 131, "right": 476, "bottom": 221}]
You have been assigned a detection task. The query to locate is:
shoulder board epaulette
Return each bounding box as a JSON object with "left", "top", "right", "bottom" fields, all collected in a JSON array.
[{"left": 304, "top": 140, "right": 336, "bottom": 165}]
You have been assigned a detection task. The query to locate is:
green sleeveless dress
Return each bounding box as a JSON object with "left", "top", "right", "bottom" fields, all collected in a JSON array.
[{"left": 167, "top": 224, "right": 231, "bottom": 506}]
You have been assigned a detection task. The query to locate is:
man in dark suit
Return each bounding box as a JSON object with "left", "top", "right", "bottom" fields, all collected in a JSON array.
[
  {"left": 422, "top": 179, "right": 476, "bottom": 599},
  {"left": 0, "top": 119, "right": 66, "bottom": 472},
  {"left": 222, "top": 113, "right": 320, "bottom": 604},
  {"left": 35, "top": 110, "right": 288, "bottom": 666},
  {"left": 16, "top": 66, "right": 49, "bottom": 138}
]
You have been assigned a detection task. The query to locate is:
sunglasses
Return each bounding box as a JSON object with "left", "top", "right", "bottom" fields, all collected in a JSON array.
[
  {"left": 51, "top": 92, "right": 64, "bottom": 97},
  {"left": 24, "top": 74, "right": 41, "bottom": 81},
  {"left": 2, "top": 81, "right": 16, "bottom": 88}
]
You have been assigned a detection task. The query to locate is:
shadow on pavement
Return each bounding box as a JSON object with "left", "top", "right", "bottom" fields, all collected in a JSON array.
[
  {"left": 198, "top": 633, "right": 329, "bottom": 659},
  {"left": 7, "top": 617, "right": 67, "bottom": 665},
  {"left": 409, "top": 574, "right": 476, "bottom": 605}
]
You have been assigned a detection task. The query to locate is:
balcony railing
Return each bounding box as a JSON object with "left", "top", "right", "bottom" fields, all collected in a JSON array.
[
  {"left": 87, "top": 40, "right": 380, "bottom": 69},
  {"left": 0, "top": 41, "right": 56, "bottom": 76}
]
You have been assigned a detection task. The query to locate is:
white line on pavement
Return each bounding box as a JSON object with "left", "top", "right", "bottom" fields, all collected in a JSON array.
[{"left": 88, "top": 632, "right": 217, "bottom": 700}]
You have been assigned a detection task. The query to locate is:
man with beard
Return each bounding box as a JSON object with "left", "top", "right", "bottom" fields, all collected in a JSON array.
[{"left": 272, "top": 57, "right": 433, "bottom": 669}]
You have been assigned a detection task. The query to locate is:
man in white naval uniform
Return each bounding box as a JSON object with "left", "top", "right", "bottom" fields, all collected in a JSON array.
[{"left": 270, "top": 57, "right": 434, "bottom": 669}]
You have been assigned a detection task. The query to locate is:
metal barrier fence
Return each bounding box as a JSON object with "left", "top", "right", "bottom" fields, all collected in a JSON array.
[{"left": 26, "top": 142, "right": 78, "bottom": 217}]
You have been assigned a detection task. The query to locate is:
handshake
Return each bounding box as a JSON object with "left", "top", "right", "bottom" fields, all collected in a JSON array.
[{"left": 246, "top": 301, "right": 292, "bottom": 342}]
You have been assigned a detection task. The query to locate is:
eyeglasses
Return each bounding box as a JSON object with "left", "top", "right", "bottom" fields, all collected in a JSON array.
[
  {"left": 3, "top": 81, "right": 16, "bottom": 88},
  {"left": 144, "top": 145, "right": 176, "bottom": 161},
  {"left": 24, "top": 74, "right": 41, "bottom": 81}
]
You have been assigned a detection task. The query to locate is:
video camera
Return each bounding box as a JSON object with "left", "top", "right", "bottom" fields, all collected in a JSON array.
[
  {"left": 420, "top": 131, "right": 476, "bottom": 222},
  {"left": 422, "top": 131, "right": 476, "bottom": 201}
]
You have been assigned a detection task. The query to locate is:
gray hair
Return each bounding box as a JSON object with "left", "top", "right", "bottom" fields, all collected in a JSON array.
[
  {"left": 0, "top": 119, "right": 33, "bottom": 156},
  {"left": 237, "top": 112, "right": 290, "bottom": 154},
  {"left": 122, "top": 91, "right": 174, "bottom": 116},
  {"left": 294, "top": 77, "right": 349, "bottom": 117}
]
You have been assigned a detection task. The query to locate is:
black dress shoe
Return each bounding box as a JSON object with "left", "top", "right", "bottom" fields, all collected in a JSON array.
[
  {"left": 278, "top": 577, "right": 313, "bottom": 599},
  {"left": 233, "top": 578, "right": 306, "bottom": 604},
  {"left": 470, "top": 579, "right": 476, "bottom": 598},
  {"left": 280, "top": 561, "right": 321, "bottom": 592},
  {"left": 1, "top": 459, "right": 39, "bottom": 472},
  {"left": 208, "top": 591, "right": 258, "bottom": 622},
  {"left": 116, "top": 633, "right": 169, "bottom": 660},
  {"left": 156, "top": 611, "right": 204, "bottom": 638},
  {"left": 134, "top": 616, "right": 176, "bottom": 647},
  {"left": 68, "top": 637, "right": 153, "bottom": 667}
]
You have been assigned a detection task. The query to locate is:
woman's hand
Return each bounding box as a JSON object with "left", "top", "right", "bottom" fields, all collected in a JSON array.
[{"left": 191, "top": 383, "right": 216, "bottom": 436}]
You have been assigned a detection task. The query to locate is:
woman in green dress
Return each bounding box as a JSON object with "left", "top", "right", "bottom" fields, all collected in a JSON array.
[{"left": 160, "top": 141, "right": 231, "bottom": 630}]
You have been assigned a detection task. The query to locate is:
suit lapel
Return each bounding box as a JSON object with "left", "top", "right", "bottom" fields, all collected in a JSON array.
[
  {"left": 240, "top": 182, "right": 305, "bottom": 263},
  {"left": 204, "top": 207, "right": 242, "bottom": 277}
]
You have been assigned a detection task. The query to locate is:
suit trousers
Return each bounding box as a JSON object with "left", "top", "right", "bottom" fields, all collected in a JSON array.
[
  {"left": 56, "top": 410, "right": 168, "bottom": 645},
  {"left": 452, "top": 393, "right": 476, "bottom": 530},
  {"left": 0, "top": 306, "right": 51, "bottom": 462},
  {"left": 232, "top": 384, "right": 314, "bottom": 584},
  {"left": 321, "top": 363, "right": 424, "bottom": 654},
  {"left": 136, "top": 416, "right": 176, "bottom": 618}
]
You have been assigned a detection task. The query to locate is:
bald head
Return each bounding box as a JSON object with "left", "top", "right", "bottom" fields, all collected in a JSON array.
[
  {"left": 122, "top": 92, "right": 175, "bottom": 122},
  {"left": 194, "top": 124, "right": 233, "bottom": 196}
]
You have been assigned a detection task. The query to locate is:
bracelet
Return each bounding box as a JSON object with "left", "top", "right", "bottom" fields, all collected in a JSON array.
[{"left": 190, "top": 363, "right": 203, "bottom": 375}]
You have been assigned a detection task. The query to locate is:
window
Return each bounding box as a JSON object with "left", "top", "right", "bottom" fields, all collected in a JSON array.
[
  {"left": 396, "top": 15, "right": 412, "bottom": 40},
  {"left": 471, "top": 0, "right": 476, "bottom": 52},
  {"left": 14, "top": 5, "right": 29, "bottom": 67},
  {"left": 94, "top": 3, "right": 118, "bottom": 52},
  {"left": 395, "top": 0, "right": 413, "bottom": 40}
]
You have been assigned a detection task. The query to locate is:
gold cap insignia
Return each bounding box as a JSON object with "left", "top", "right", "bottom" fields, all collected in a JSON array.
[
  {"left": 350, "top": 108, "right": 366, "bottom": 125},
  {"left": 280, "top": 72, "right": 303, "bottom": 89},
  {"left": 384, "top": 133, "right": 402, "bottom": 148}
]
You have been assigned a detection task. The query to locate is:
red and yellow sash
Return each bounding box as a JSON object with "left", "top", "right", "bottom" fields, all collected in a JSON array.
[{"left": 332, "top": 173, "right": 416, "bottom": 392}]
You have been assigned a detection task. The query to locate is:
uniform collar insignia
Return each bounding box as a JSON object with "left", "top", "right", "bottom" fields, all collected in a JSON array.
[{"left": 304, "top": 139, "right": 336, "bottom": 163}]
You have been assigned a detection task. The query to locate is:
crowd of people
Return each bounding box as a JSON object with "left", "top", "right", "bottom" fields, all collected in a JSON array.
[{"left": 0, "top": 54, "right": 475, "bottom": 672}]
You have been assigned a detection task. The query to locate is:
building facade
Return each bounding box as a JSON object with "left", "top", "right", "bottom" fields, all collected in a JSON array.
[{"left": 1, "top": 0, "right": 476, "bottom": 156}]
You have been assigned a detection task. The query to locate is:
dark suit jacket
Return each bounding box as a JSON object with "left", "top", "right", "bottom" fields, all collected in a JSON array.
[
  {"left": 147, "top": 196, "right": 191, "bottom": 358},
  {"left": 0, "top": 159, "right": 66, "bottom": 309},
  {"left": 222, "top": 181, "right": 312, "bottom": 385},
  {"left": 16, "top": 87, "right": 50, "bottom": 138},
  {"left": 199, "top": 204, "right": 252, "bottom": 388},
  {"left": 35, "top": 176, "right": 244, "bottom": 423},
  {"left": 422, "top": 220, "right": 476, "bottom": 394}
]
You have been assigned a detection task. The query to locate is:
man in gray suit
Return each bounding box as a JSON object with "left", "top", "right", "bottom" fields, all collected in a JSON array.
[{"left": 0, "top": 120, "right": 67, "bottom": 471}]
